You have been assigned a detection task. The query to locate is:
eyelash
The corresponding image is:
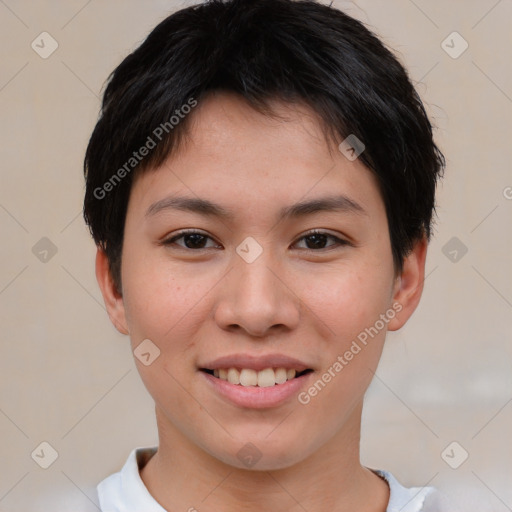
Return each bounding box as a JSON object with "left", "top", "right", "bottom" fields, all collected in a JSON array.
[{"left": 161, "top": 229, "right": 350, "bottom": 252}]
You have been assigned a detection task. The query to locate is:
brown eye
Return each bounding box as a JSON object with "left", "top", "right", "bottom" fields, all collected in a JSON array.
[
  {"left": 163, "top": 230, "right": 221, "bottom": 250},
  {"left": 294, "top": 230, "right": 349, "bottom": 251}
]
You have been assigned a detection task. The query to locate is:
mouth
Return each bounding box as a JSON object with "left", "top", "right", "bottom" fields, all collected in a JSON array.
[
  {"left": 200, "top": 367, "right": 314, "bottom": 387},
  {"left": 198, "top": 354, "right": 315, "bottom": 407}
]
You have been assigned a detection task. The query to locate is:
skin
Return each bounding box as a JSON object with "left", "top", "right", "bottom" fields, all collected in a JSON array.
[{"left": 96, "top": 90, "right": 427, "bottom": 511}]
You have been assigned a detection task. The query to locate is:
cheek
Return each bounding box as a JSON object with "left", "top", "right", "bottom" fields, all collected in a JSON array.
[
  {"left": 120, "top": 255, "right": 211, "bottom": 412},
  {"left": 296, "top": 259, "right": 392, "bottom": 403},
  {"left": 120, "top": 248, "right": 200, "bottom": 348},
  {"left": 298, "top": 261, "right": 393, "bottom": 341}
]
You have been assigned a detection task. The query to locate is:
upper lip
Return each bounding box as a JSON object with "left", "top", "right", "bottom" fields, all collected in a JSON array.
[{"left": 199, "top": 353, "right": 312, "bottom": 372}]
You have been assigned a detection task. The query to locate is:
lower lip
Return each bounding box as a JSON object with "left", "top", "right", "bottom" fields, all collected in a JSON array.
[{"left": 201, "top": 371, "right": 313, "bottom": 409}]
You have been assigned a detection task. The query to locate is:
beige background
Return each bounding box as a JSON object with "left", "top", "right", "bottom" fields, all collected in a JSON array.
[{"left": 0, "top": 1, "right": 511, "bottom": 510}]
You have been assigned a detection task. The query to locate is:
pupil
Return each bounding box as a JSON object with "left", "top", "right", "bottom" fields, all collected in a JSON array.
[
  {"left": 185, "top": 233, "right": 206, "bottom": 248},
  {"left": 307, "top": 234, "right": 327, "bottom": 249}
]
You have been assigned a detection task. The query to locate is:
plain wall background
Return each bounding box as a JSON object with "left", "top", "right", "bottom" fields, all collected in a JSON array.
[{"left": 0, "top": 1, "right": 511, "bottom": 510}]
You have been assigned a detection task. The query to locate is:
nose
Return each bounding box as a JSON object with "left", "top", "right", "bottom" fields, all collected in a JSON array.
[{"left": 213, "top": 248, "right": 301, "bottom": 338}]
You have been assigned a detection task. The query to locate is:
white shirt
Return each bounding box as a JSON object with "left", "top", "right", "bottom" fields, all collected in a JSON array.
[{"left": 97, "top": 447, "right": 447, "bottom": 512}]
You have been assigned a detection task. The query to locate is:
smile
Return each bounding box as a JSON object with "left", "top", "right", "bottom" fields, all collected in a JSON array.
[
  {"left": 198, "top": 353, "right": 315, "bottom": 408},
  {"left": 200, "top": 367, "right": 313, "bottom": 387}
]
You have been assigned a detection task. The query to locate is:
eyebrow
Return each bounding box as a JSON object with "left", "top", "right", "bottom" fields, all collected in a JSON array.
[{"left": 146, "top": 194, "right": 367, "bottom": 220}]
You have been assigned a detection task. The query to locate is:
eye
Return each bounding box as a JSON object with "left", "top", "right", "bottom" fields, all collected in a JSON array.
[
  {"left": 161, "top": 229, "right": 350, "bottom": 252},
  {"left": 161, "top": 230, "right": 222, "bottom": 250},
  {"left": 293, "top": 230, "right": 350, "bottom": 251}
]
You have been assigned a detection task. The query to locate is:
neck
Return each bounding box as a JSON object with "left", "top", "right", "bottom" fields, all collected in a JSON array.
[{"left": 140, "top": 401, "right": 389, "bottom": 512}]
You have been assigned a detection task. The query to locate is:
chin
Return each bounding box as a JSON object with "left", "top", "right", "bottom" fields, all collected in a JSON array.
[{"left": 210, "top": 434, "right": 311, "bottom": 471}]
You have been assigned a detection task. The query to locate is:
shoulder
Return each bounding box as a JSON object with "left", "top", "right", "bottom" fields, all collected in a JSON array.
[
  {"left": 372, "top": 469, "right": 451, "bottom": 512},
  {"left": 96, "top": 447, "right": 163, "bottom": 512}
]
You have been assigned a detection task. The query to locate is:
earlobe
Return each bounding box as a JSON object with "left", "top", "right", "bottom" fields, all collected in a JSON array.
[
  {"left": 95, "top": 248, "right": 130, "bottom": 335},
  {"left": 387, "top": 236, "right": 428, "bottom": 332}
]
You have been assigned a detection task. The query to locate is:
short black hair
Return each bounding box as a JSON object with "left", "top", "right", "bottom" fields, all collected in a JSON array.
[{"left": 83, "top": 0, "right": 445, "bottom": 293}]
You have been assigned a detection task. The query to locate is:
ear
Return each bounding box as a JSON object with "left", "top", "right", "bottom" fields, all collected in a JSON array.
[
  {"left": 95, "top": 247, "right": 129, "bottom": 335},
  {"left": 387, "top": 235, "right": 428, "bottom": 331}
]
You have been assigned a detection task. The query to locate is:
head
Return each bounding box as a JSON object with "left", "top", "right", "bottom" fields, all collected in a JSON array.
[{"left": 84, "top": 0, "right": 444, "bottom": 470}]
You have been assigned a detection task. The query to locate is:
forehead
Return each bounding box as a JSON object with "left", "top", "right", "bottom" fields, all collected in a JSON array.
[
  {"left": 128, "top": 91, "right": 385, "bottom": 224},
  {"left": 181, "top": 91, "right": 336, "bottom": 167}
]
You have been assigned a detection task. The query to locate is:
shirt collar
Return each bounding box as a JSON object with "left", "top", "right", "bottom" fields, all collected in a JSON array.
[
  {"left": 372, "top": 468, "right": 434, "bottom": 512},
  {"left": 98, "top": 447, "right": 434, "bottom": 512},
  {"left": 97, "top": 446, "right": 164, "bottom": 512}
]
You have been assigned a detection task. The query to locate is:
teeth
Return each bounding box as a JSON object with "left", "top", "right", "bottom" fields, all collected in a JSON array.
[
  {"left": 257, "top": 368, "right": 275, "bottom": 387},
  {"left": 213, "top": 367, "right": 304, "bottom": 386},
  {"left": 275, "top": 368, "right": 287, "bottom": 384},
  {"left": 227, "top": 368, "right": 240, "bottom": 385},
  {"left": 240, "top": 369, "right": 258, "bottom": 386}
]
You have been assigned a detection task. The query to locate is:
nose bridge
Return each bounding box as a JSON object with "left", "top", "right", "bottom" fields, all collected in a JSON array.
[
  {"left": 214, "top": 241, "right": 300, "bottom": 336},
  {"left": 233, "top": 244, "right": 282, "bottom": 312}
]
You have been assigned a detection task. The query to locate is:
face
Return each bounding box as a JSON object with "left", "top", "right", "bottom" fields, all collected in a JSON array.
[{"left": 98, "top": 91, "right": 426, "bottom": 470}]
